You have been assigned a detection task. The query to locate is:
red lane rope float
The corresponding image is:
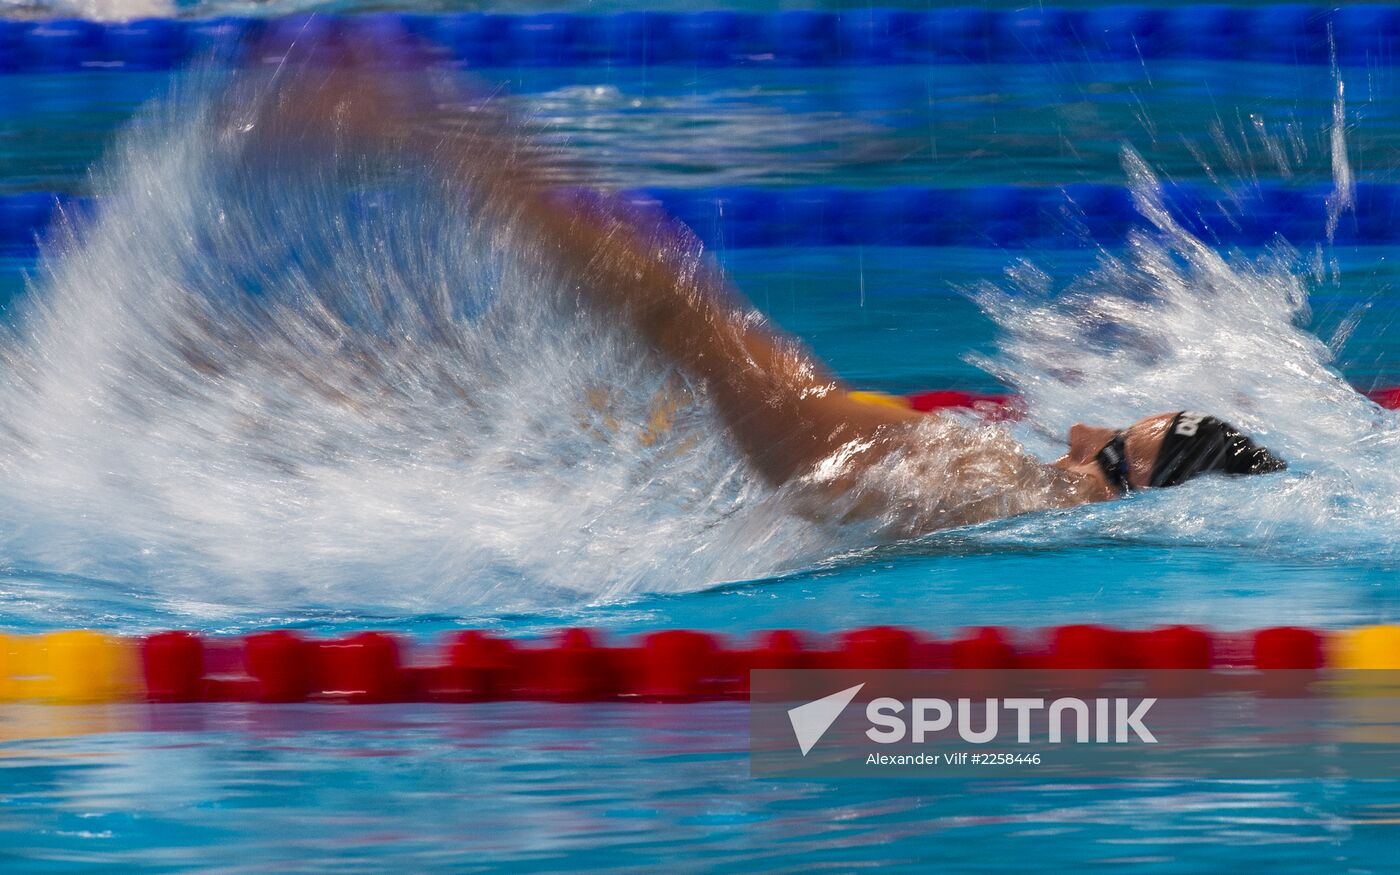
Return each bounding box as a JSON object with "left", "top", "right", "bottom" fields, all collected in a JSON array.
[
  {"left": 3, "top": 624, "right": 1396, "bottom": 705},
  {"left": 895, "top": 386, "right": 1400, "bottom": 418}
]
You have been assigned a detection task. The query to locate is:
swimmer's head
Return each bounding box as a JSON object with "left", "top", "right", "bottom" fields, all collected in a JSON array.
[{"left": 1054, "top": 411, "right": 1287, "bottom": 498}]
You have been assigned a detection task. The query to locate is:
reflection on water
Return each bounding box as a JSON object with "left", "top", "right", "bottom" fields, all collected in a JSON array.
[{"left": 0, "top": 702, "right": 1395, "bottom": 872}]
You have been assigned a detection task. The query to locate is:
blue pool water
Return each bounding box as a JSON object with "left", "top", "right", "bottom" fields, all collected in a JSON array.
[
  {"left": 2, "top": 61, "right": 1395, "bottom": 193},
  {"left": 4, "top": 27, "right": 1400, "bottom": 874},
  {"left": 4, "top": 702, "right": 1399, "bottom": 873}
]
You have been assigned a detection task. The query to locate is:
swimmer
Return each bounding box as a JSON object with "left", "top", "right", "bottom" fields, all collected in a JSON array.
[{"left": 269, "top": 58, "right": 1286, "bottom": 534}]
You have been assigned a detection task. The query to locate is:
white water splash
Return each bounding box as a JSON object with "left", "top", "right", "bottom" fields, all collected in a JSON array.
[
  {"left": 0, "top": 63, "right": 1092, "bottom": 622},
  {"left": 971, "top": 143, "right": 1400, "bottom": 560},
  {"left": 0, "top": 0, "right": 172, "bottom": 21},
  {"left": 1, "top": 61, "right": 1394, "bottom": 623},
  {"left": 1326, "top": 67, "right": 1354, "bottom": 240},
  {"left": 0, "top": 72, "right": 883, "bottom": 617}
]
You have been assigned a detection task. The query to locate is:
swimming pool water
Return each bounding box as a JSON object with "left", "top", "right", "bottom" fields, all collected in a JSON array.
[
  {"left": 3, "top": 238, "right": 1400, "bottom": 635},
  {"left": 2, "top": 701, "right": 1398, "bottom": 874},
  {"left": 4, "top": 27, "right": 1400, "bottom": 875},
  {"left": 4, "top": 60, "right": 1398, "bottom": 193}
]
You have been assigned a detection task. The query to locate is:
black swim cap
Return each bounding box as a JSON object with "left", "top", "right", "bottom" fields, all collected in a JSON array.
[{"left": 1149, "top": 411, "right": 1288, "bottom": 488}]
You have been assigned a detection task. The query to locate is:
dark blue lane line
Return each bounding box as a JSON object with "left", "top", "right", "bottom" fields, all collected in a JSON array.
[
  {"left": 0, "top": 6, "right": 1394, "bottom": 74},
  {"left": 0, "top": 183, "right": 1389, "bottom": 253}
]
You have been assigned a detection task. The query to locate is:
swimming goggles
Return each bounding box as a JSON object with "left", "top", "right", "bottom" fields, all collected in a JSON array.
[{"left": 1094, "top": 432, "right": 1132, "bottom": 495}]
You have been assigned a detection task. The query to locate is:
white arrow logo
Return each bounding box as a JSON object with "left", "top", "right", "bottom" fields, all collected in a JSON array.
[{"left": 787, "top": 683, "right": 864, "bottom": 756}]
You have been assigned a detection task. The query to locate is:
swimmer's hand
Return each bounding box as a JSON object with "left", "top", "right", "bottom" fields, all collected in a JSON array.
[{"left": 246, "top": 33, "right": 556, "bottom": 203}]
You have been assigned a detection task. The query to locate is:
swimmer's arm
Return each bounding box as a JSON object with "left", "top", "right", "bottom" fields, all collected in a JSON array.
[
  {"left": 413, "top": 100, "right": 1104, "bottom": 518},
  {"left": 501, "top": 186, "right": 925, "bottom": 485},
  {"left": 276, "top": 66, "right": 923, "bottom": 486}
]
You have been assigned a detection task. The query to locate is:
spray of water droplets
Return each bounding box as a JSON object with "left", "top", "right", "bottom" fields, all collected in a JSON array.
[
  {"left": 0, "top": 71, "right": 885, "bottom": 619},
  {"left": 0, "top": 63, "right": 1393, "bottom": 624},
  {"left": 969, "top": 132, "right": 1400, "bottom": 561}
]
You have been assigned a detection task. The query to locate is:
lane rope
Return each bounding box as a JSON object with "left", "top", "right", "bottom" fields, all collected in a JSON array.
[
  {"left": 0, "top": 7, "right": 1388, "bottom": 74},
  {"left": 897, "top": 388, "right": 1400, "bottom": 415},
  {"left": 2, "top": 183, "right": 1396, "bottom": 254},
  {"left": 1, "top": 625, "right": 1397, "bottom": 703}
]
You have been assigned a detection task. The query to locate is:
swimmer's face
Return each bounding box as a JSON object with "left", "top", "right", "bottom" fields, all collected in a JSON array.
[{"left": 1053, "top": 412, "right": 1178, "bottom": 498}]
